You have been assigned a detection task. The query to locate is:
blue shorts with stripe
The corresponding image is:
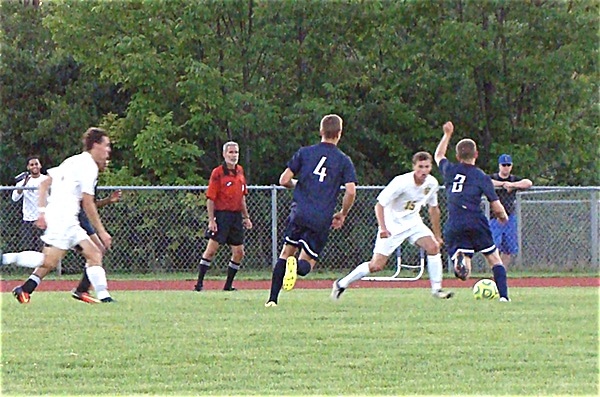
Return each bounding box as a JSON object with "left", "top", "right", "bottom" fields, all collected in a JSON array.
[
  {"left": 283, "top": 218, "right": 330, "bottom": 260},
  {"left": 444, "top": 216, "right": 496, "bottom": 259}
]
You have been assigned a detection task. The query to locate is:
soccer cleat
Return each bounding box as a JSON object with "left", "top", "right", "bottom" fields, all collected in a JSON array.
[
  {"left": 330, "top": 279, "right": 346, "bottom": 301},
  {"left": 453, "top": 252, "right": 468, "bottom": 281},
  {"left": 12, "top": 286, "right": 30, "bottom": 304},
  {"left": 432, "top": 289, "right": 455, "bottom": 299},
  {"left": 223, "top": 286, "right": 237, "bottom": 291},
  {"left": 282, "top": 256, "right": 298, "bottom": 291},
  {"left": 499, "top": 297, "right": 511, "bottom": 302},
  {"left": 193, "top": 284, "right": 203, "bottom": 292},
  {"left": 100, "top": 297, "right": 116, "bottom": 303},
  {"left": 264, "top": 301, "right": 278, "bottom": 308},
  {"left": 71, "top": 289, "right": 100, "bottom": 304}
]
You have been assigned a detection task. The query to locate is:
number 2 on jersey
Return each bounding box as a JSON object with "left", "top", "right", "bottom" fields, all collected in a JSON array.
[
  {"left": 452, "top": 174, "right": 466, "bottom": 192},
  {"left": 313, "top": 156, "right": 327, "bottom": 182}
]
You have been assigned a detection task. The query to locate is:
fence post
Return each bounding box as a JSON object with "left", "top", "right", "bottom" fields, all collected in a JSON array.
[
  {"left": 516, "top": 191, "right": 523, "bottom": 267},
  {"left": 271, "top": 185, "right": 278, "bottom": 267},
  {"left": 591, "top": 189, "right": 599, "bottom": 268}
]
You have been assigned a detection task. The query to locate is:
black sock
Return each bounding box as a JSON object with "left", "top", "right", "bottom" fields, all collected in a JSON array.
[
  {"left": 22, "top": 277, "right": 39, "bottom": 294},
  {"left": 196, "top": 258, "right": 211, "bottom": 287},
  {"left": 268, "top": 258, "right": 286, "bottom": 302},
  {"left": 492, "top": 264, "right": 509, "bottom": 298},
  {"left": 76, "top": 270, "right": 91, "bottom": 293},
  {"left": 297, "top": 259, "right": 312, "bottom": 276},
  {"left": 224, "top": 260, "right": 240, "bottom": 289}
]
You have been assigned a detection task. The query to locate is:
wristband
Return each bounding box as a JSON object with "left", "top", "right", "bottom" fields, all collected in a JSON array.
[{"left": 38, "top": 207, "right": 46, "bottom": 213}]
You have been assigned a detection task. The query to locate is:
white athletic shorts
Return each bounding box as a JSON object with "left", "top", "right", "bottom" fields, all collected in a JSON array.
[
  {"left": 373, "top": 222, "right": 433, "bottom": 257},
  {"left": 41, "top": 223, "right": 90, "bottom": 251}
]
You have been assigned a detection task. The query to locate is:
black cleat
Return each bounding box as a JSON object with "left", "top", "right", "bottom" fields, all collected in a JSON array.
[
  {"left": 193, "top": 284, "right": 203, "bottom": 292},
  {"left": 453, "top": 252, "right": 468, "bottom": 281},
  {"left": 100, "top": 297, "right": 116, "bottom": 303},
  {"left": 223, "top": 286, "right": 237, "bottom": 291}
]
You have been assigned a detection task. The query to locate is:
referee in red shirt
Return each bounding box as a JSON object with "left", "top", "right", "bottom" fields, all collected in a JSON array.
[{"left": 194, "top": 141, "right": 252, "bottom": 291}]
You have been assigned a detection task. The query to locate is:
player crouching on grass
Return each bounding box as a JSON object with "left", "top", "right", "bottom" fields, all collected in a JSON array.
[
  {"left": 434, "top": 121, "right": 511, "bottom": 302},
  {"left": 332, "top": 151, "right": 454, "bottom": 300}
]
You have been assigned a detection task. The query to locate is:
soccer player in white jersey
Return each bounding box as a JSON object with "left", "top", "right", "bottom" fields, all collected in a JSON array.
[
  {"left": 331, "top": 151, "right": 454, "bottom": 300},
  {"left": 12, "top": 127, "right": 114, "bottom": 304},
  {"left": 11, "top": 156, "right": 48, "bottom": 251}
]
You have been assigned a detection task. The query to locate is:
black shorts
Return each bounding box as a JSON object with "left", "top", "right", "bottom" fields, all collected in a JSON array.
[
  {"left": 205, "top": 211, "right": 245, "bottom": 246},
  {"left": 20, "top": 220, "right": 43, "bottom": 251},
  {"left": 283, "top": 218, "right": 330, "bottom": 260}
]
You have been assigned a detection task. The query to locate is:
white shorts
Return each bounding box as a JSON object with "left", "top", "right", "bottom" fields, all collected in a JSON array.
[
  {"left": 373, "top": 223, "right": 433, "bottom": 257},
  {"left": 41, "top": 223, "right": 90, "bottom": 251}
]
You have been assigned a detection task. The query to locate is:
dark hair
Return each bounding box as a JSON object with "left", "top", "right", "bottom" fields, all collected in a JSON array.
[
  {"left": 26, "top": 155, "right": 41, "bottom": 166},
  {"left": 320, "top": 114, "right": 343, "bottom": 139},
  {"left": 82, "top": 127, "right": 108, "bottom": 151},
  {"left": 412, "top": 151, "right": 432, "bottom": 164},
  {"left": 456, "top": 139, "right": 477, "bottom": 161}
]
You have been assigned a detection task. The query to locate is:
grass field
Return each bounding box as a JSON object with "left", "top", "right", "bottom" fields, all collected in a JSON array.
[{"left": 1, "top": 287, "right": 598, "bottom": 396}]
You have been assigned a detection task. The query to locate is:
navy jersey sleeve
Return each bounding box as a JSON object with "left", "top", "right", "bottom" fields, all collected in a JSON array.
[
  {"left": 439, "top": 158, "right": 450, "bottom": 178},
  {"left": 287, "top": 148, "right": 303, "bottom": 175},
  {"left": 342, "top": 155, "right": 358, "bottom": 185},
  {"left": 481, "top": 174, "right": 499, "bottom": 202}
]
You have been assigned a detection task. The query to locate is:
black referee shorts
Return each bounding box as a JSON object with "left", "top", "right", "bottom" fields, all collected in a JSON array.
[{"left": 205, "top": 211, "right": 245, "bottom": 246}]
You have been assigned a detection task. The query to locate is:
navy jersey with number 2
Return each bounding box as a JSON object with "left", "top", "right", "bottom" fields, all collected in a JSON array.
[
  {"left": 288, "top": 142, "right": 357, "bottom": 231},
  {"left": 439, "top": 158, "right": 498, "bottom": 257}
]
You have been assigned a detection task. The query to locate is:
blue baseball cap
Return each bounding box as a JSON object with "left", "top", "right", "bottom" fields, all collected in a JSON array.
[{"left": 498, "top": 154, "right": 512, "bottom": 165}]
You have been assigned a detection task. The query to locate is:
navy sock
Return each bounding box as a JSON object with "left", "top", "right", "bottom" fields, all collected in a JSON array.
[
  {"left": 492, "top": 264, "right": 509, "bottom": 298},
  {"left": 297, "top": 259, "right": 311, "bottom": 276},
  {"left": 22, "top": 278, "right": 39, "bottom": 294},
  {"left": 76, "top": 271, "right": 91, "bottom": 293},
  {"left": 268, "top": 258, "right": 286, "bottom": 302}
]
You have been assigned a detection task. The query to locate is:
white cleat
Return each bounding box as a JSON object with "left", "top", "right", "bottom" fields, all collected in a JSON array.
[{"left": 330, "top": 279, "right": 346, "bottom": 301}]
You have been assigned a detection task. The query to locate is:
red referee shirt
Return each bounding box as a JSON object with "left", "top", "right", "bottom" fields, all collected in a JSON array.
[{"left": 206, "top": 164, "right": 248, "bottom": 212}]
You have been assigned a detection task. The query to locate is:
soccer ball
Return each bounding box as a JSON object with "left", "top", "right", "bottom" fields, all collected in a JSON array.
[{"left": 472, "top": 279, "right": 499, "bottom": 300}]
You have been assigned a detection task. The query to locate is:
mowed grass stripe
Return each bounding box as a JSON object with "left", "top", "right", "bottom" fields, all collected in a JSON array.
[{"left": 2, "top": 288, "right": 598, "bottom": 396}]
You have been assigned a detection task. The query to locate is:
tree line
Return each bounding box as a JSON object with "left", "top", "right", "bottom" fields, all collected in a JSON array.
[{"left": 1, "top": 0, "right": 598, "bottom": 187}]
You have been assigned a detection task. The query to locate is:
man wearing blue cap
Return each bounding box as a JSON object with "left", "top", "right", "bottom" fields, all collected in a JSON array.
[{"left": 489, "top": 154, "right": 533, "bottom": 268}]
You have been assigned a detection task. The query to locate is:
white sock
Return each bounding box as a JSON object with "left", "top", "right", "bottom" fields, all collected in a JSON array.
[
  {"left": 427, "top": 254, "right": 443, "bottom": 292},
  {"left": 86, "top": 266, "right": 110, "bottom": 300},
  {"left": 2, "top": 251, "right": 44, "bottom": 268},
  {"left": 338, "top": 262, "right": 371, "bottom": 289}
]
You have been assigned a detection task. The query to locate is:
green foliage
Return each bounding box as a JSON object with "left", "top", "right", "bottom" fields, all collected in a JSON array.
[
  {"left": 1, "top": 0, "right": 598, "bottom": 185},
  {"left": 2, "top": 288, "right": 598, "bottom": 395}
]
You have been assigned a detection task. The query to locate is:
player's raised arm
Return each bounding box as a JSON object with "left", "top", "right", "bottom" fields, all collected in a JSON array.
[
  {"left": 434, "top": 121, "right": 454, "bottom": 166},
  {"left": 279, "top": 168, "right": 297, "bottom": 189}
]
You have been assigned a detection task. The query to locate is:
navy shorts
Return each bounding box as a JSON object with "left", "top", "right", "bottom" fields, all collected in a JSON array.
[
  {"left": 444, "top": 216, "right": 496, "bottom": 259},
  {"left": 78, "top": 211, "right": 96, "bottom": 236},
  {"left": 489, "top": 215, "right": 518, "bottom": 254},
  {"left": 283, "top": 217, "right": 330, "bottom": 260},
  {"left": 205, "top": 211, "right": 245, "bottom": 246}
]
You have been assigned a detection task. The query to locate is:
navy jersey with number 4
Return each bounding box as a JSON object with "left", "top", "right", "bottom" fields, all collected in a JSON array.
[
  {"left": 288, "top": 142, "right": 357, "bottom": 230},
  {"left": 439, "top": 158, "right": 498, "bottom": 226}
]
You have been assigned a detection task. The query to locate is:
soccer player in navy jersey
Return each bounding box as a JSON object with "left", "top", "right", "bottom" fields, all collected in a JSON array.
[
  {"left": 434, "top": 121, "right": 512, "bottom": 302},
  {"left": 265, "top": 114, "right": 357, "bottom": 307}
]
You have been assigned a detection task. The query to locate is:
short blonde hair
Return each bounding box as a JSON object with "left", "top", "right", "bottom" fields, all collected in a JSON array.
[
  {"left": 455, "top": 139, "right": 477, "bottom": 161},
  {"left": 319, "top": 114, "right": 343, "bottom": 139}
]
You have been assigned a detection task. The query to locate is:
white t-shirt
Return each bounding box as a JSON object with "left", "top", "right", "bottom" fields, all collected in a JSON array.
[
  {"left": 376, "top": 172, "right": 439, "bottom": 235},
  {"left": 11, "top": 174, "right": 49, "bottom": 221},
  {"left": 45, "top": 152, "right": 99, "bottom": 227}
]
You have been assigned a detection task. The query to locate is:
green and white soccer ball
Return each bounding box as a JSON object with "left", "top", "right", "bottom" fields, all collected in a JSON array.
[{"left": 472, "top": 279, "right": 499, "bottom": 300}]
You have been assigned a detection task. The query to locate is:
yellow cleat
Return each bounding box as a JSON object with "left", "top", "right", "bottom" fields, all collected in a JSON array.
[
  {"left": 264, "top": 301, "right": 278, "bottom": 308},
  {"left": 282, "top": 256, "right": 298, "bottom": 291}
]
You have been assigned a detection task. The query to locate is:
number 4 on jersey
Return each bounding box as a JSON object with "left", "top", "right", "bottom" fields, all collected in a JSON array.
[{"left": 313, "top": 156, "right": 327, "bottom": 182}]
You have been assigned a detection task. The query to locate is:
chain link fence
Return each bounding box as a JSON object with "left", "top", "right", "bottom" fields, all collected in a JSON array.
[{"left": 1, "top": 186, "right": 598, "bottom": 276}]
